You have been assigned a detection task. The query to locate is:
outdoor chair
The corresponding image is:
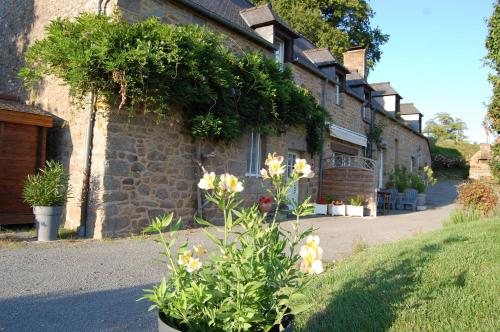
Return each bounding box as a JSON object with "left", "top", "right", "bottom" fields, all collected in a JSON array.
[
  {"left": 388, "top": 188, "right": 399, "bottom": 210},
  {"left": 400, "top": 188, "right": 418, "bottom": 211}
]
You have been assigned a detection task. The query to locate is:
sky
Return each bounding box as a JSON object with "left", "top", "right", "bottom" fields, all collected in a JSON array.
[{"left": 368, "top": 0, "right": 495, "bottom": 144}]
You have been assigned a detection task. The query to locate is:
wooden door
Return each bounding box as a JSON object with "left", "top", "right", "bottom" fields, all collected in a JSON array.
[{"left": 0, "top": 121, "right": 45, "bottom": 224}]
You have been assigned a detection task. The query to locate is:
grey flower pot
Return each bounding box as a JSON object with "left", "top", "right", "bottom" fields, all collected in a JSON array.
[
  {"left": 34, "top": 206, "right": 63, "bottom": 241},
  {"left": 157, "top": 312, "right": 294, "bottom": 332}
]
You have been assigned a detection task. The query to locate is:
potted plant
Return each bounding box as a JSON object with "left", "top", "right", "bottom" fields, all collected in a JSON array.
[
  {"left": 412, "top": 166, "right": 437, "bottom": 209},
  {"left": 142, "top": 153, "right": 323, "bottom": 331},
  {"left": 23, "top": 160, "right": 70, "bottom": 241},
  {"left": 314, "top": 197, "right": 328, "bottom": 215},
  {"left": 328, "top": 199, "right": 346, "bottom": 216},
  {"left": 258, "top": 196, "right": 272, "bottom": 213},
  {"left": 346, "top": 196, "right": 365, "bottom": 217}
]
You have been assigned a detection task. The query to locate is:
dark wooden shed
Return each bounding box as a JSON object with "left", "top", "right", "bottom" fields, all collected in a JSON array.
[{"left": 0, "top": 98, "right": 53, "bottom": 225}]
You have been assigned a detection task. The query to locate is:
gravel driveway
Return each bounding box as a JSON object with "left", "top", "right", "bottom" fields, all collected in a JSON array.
[{"left": 0, "top": 180, "right": 458, "bottom": 332}]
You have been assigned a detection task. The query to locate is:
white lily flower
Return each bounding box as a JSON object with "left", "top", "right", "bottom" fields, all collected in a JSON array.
[
  {"left": 198, "top": 172, "right": 216, "bottom": 190},
  {"left": 178, "top": 250, "right": 192, "bottom": 266},
  {"left": 186, "top": 257, "right": 202, "bottom": 273}
]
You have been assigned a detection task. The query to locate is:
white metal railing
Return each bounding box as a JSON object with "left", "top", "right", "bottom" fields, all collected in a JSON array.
[{"left": 324, "top": 152, "right": 375, "bottom": 171}]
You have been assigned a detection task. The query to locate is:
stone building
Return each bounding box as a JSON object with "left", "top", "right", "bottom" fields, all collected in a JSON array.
[
  {"left": 0, "top": 0, "right": 431, "bottom": 237},
  {"left": 469, "top": 144, "right": 493, "bottom": 180}
]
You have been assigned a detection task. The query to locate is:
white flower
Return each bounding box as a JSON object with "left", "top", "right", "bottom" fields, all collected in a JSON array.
[
  {"left": 219, "top": 173, "right": 244, "bottom": 193},
  {"left": 193, "top": 244, "right": 207, "bottom": 256},
  {"left": 260, "top": 168, "right": 269, "bottom": 179},
  {"left": 294, "top": 158, "right": 313, "bottom": 178},
  {"left": 178, "top": 250, "right": 192, "bottom": 266},
  {"left": 300, "top": 235, "right": 324, "bottom": 275},
  {"left": 310, "top": 259, "right": 324, "bottom": 274},
  {"left": 186, "top": 257, "right": 202, "bottom": 273},
  {"left": 198, "top": 172, "right": 216, "bottom": 190},
  {"left": 265, "top": 153, "right": 284, "bottom": 166}
]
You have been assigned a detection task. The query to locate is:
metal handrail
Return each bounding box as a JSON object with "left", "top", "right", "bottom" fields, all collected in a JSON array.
[{"left": 324, "top": 152, "right": 375, "bottom": 171}]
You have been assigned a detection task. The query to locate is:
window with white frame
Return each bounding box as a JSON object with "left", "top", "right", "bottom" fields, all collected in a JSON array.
[
  {"left": 274, "top": 37, "right": 285, "bottom": 65},
  {"left": 245, "top": 129, "right": 261, "bottom": 176},
  {"left": 334, "top": 75, "right": 340, "bottom": 105}
]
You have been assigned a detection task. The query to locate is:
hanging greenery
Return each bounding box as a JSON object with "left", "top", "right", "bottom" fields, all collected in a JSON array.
[{"left": 20, "top": 13, "right": 329, "bottom": 154}]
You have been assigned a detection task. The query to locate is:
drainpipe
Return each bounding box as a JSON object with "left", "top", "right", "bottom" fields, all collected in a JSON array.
[
  {"left": 79, "top": 1, "right": 101, "bottom": 238},
  {"left": 79, "top": 92, "right": 96, "bottom": 238},
  {"left": 317, "top": 77, "right": 328, "bottom": 201}
]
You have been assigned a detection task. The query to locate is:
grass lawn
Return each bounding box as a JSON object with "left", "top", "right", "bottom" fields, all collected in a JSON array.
[{"left": 295, "top": 217, "right": 500, "bottom": 331}]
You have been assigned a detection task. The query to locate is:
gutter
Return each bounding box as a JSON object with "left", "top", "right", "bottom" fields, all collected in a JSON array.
[
  {"left": 317, "top": 77, "right": 328, "bottom": 201},
  {"left": 79, "top": 92, "right": 96, "bottom": 238},
  {"left": 79, "top": 0, "right": 101, "bottom": 238}
]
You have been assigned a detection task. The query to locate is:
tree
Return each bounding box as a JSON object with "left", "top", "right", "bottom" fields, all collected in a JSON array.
[
  {"left": 251, "top": 0, "right": 389, "bottom": 72},
  {"left": 423, "top": 112, "right": 467, "bottom": 142},
  {"left": 485, "top": 1, "right": 500, "bottom": 181}
]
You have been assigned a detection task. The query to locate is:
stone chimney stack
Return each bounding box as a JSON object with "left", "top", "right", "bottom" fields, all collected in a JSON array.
[{"left": 343, "top": 46, "right": 367, "bottom": 79}]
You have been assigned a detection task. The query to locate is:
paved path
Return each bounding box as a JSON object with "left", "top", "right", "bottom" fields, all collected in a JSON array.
[{"left": 0, "top": 180, "right": 458, "bottom": 332}]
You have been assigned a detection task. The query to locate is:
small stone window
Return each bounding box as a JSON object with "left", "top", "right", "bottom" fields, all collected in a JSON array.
[{"left": 246, "top": 129, "right": 261, "bottom": 176}]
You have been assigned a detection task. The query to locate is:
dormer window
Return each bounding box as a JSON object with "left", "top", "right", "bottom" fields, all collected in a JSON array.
[{"left": 274, "top": 37, "right": 285, "bottom": 64}]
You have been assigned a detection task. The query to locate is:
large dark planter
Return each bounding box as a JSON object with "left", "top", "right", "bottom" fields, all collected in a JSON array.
[
  {"left": 158, "top": 311, "right": 294, "bottom": 332},
  {"left": 33, "top": 206, "right": 63, "bottom": 241}
]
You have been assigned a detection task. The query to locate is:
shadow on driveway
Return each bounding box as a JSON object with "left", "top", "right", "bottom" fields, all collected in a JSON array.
[{"left": 0, "top": 285, "right": 156, "bottom": 332}]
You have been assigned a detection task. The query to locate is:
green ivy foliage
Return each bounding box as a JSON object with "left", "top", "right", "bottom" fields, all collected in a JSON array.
[{"left": 20, "top": 14, "right": 329, "bottom": 154}]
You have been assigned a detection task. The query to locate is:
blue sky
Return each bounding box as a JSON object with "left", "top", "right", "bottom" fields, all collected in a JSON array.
[{"left": 369, "top": 0, "right": 495, "bottom": 143}]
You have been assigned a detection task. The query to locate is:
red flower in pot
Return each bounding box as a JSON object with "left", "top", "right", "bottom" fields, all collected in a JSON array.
[{"left": 258, "top": 196, "right": 272, "bottom": 213}]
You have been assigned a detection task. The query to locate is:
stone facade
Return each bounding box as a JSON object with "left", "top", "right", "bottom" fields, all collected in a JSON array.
[
  {"left": 469, "top": 144, "right": 493, "bottom": 180},
  {"left": 373, "top": 112, "right": 432, "bottom": 187},
  {"left": 1, "top": 0, "right": 431, "bottom": 237}
]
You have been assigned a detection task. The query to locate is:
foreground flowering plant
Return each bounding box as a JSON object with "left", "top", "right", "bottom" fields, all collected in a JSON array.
[{"left": 142, "top": 153, "right": 322, "bottom": 331}]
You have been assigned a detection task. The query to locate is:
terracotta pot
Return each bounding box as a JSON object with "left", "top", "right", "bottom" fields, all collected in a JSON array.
[{"left": 259, "top": 202, "right": 272, "bottom": 213}]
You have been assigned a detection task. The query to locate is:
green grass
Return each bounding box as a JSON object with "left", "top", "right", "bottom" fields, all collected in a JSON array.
[
  {"left": 430, "top": 139, "right": 479, "bottom": 161},
  {"left": 295, "top": 217, "right": 500, "bottom": 331}
]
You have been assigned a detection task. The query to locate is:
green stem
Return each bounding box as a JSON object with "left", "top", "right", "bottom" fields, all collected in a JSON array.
[{"left": 158, "top": 229, "right": 177, "bottom": 275}]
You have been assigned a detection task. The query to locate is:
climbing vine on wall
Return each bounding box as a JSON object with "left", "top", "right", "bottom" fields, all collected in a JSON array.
[{"left": 20, "top": 13, "right": 329, "bottom": 154}]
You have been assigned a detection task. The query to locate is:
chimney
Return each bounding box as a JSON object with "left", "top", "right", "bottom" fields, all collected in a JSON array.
[{"left": 343, "top": 46, "right": 367, "bottom": 79}]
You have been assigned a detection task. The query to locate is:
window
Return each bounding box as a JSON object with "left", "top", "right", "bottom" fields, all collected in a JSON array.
[
  {"left": 362, "top": 92, "right": 371, "bottom": 121},
  {"left": 274, "top": 37, "right": 285, "bottom": 64},
  {"left": 334, "top": 75, "right": 340, "bottom": 105},
  {"left": 362, "top": 104, "right": 370, "bottom": 121},
  {"left": 245, "top": 129, "right": 261, "bottom": 176}
]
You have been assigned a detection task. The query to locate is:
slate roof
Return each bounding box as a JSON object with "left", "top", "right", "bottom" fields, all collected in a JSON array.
[
  {"left": 188, "top": 0, "right": 342, "bottom": 79},
  {"left": 370, "top": 82, "right": 401, "bottom": 98},
  {"left": 400, "top": 103, "right": 422, "bottom": 115},
  {"left": 189, "top": 0, "right": 254, "bottom": 34}
]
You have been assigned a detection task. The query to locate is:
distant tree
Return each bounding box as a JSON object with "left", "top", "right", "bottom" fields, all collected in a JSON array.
[
  {"left": 424, "top": 112, "right": 467, "bottom": 142},
  {"left": 250, "top": 0, "right": 389, "bottom": 72}
]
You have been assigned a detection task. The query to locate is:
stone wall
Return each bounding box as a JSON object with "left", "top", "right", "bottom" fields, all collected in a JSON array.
[
  {"left": 373, "top": 112, "right": 431, "bottom": 186},
  {"left": 469, "top": 144, "right": 492, "bottom": 180},
  {"left": 99, "top": 109, "right": 318, "bottom": 236},
  {"left": 0, "top": 0, "right": 118, "bottom": 233}
]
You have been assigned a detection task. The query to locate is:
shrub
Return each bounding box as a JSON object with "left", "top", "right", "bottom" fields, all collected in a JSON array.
[
  {"left": 23, "top": 160, "right": 70, "bottom": 207},
  {"left": 388, "top": 166, "right": 408, "bottom": 192},
  {"left": 457, "top": 180, "right": 498, "bottom": 216},
  {"left": 142, "top": 153, "right": 321, "bottom": 331}
]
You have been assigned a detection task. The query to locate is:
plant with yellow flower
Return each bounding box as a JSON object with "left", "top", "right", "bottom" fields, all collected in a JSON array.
[{"left": 142, "top": 153, "right": 322, "bottom": 331}]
